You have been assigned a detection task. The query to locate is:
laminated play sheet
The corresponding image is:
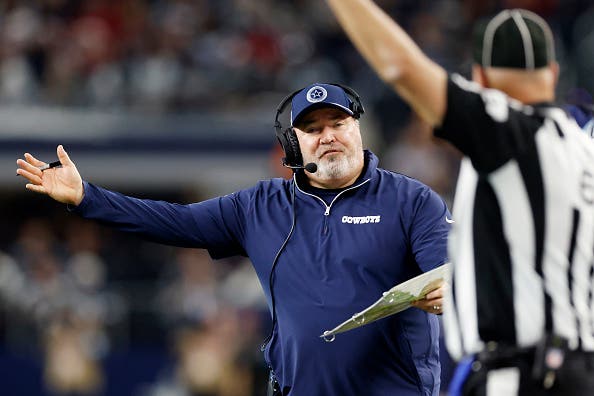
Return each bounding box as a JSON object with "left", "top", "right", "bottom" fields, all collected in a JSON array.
[{"left": 320, "top": 263, "right": 451, "bottom": 341}]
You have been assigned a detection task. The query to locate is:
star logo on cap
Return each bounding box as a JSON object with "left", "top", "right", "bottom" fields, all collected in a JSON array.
[{"left": 306, "top": 86, "right": 328, "bottom": 103}]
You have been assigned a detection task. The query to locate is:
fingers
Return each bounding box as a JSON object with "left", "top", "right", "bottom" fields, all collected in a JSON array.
[
  {"left": 413, "top": 296, "right": 444, "bottom": 307},
  {"left": 24, "top": 152, "right": 45, "bottom": 168},
  {"left": 16, "top": 158, "right": 43, "bottom": 183},
  {"left": 25, "top": 183, "right": 47, "bottom": 195},
  {"left": 428, "top": 297, "right": 444, "bottom": 307},
  {"left": 410, "top": 280, "right": 448, "bottom": 314},
  {"left": 411, "top": 302, "right": 443, "bottom": 314},
  {"left": 424, "top": 292, "right": 444, "bottom": 308},
  {"left": 430, "top": 304, "right": 443, "bottom": 314},
  {"left": 417, "top": 299, "right": 443, "bottom": 314},
  {"left": 57, "top": 145, "right": 72, "bottom": 166},
  {"left": 411, "top": 294, "right": 444, "bottom": 314},
  {"left": 425, "top": 282, "right": 448, "bottom": 300},
  {"left": 425, "top": 288, "right": 443, "bottom": 300},
  {"left": 17, "top": 146, "right": 68, "bottom": 180},
  {"left": 17, "top": 168, "right": 43, "bottom": 185}
]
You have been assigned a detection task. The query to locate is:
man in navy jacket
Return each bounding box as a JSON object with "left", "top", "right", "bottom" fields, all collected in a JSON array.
[{"left": 17, "top": 83, "right": 451, "bottom": 396}]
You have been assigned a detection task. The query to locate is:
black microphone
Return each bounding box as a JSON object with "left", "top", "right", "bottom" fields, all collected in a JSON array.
[
  {"left": 303, "top": 163, "right": 317, "bottom": 173},
  {"left": 283, "top": 162, "right": 318, "bottom": 173}
]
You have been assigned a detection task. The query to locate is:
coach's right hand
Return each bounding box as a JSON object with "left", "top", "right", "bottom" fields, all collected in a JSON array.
[{"left": 16, "top": 145, "right": 84, "bottom": 206}]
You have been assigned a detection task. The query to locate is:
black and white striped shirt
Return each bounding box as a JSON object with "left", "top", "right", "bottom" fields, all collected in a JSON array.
[{"left": 436, "top": 74, "right": 594, "bottom": 360}]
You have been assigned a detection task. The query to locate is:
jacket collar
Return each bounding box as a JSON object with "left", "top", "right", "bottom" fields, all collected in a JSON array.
[{"left": 360, "top": 149, "right": 378, "bottom": 182}]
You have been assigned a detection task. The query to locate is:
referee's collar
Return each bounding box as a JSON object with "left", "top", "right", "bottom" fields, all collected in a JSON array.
[
  {"left": 531, "top": 101, "right": 555, "bottom": 108},
  {"left": 530, "top": 101, "right": 558, "bottom": 118}
]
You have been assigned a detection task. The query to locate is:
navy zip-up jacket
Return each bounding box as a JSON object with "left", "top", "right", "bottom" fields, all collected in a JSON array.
[{"left": 71, "top": 150, "right": 451, "bottom": 396}]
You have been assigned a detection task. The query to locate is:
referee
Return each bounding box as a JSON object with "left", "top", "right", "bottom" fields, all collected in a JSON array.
[{"left": 326, "top": 1, "right": 594, "bottom": 395}]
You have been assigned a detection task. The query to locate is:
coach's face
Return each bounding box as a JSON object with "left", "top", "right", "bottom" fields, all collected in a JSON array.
[{"left": 293, "top": 107, "right": 364, "bottom": 189}]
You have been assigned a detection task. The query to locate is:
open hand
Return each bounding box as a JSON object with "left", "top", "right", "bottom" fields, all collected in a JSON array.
[{"left": 16, "top": 145, "right": 84, "bottom": 206}]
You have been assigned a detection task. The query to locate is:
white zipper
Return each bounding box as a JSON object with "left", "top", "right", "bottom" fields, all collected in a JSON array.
[{"left": 294, "top": 176, "right": 371, "bottom": 216}]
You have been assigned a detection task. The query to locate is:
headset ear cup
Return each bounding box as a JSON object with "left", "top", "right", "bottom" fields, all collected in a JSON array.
[
  {"left": 283, "top": 128, "right": 303, "bottom": 167},
  {"left": 332, "top": 83, "right": 365, "bottom": 118},
  {"left": 353, "top": 100, "right": 365, "bottom": 117},
  {"left": 275, "top": 121, "right": 289, "bottom": 156}
]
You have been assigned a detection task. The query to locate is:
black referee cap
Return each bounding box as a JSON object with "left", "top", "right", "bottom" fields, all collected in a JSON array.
[{"left": 473, "top": 9, "right": 555, "bottom": 70}]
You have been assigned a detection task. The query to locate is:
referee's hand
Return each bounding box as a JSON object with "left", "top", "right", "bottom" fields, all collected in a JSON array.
[
  {"left": 16, "top": 145, "right": 84, "bottom": 206},
  {"left": 410, "top": 281, "right": 446, "bottom": 315}
]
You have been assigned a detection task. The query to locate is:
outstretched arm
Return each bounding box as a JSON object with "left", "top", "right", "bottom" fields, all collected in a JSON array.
[
  {"left": 16, "top": 145, "right": 84, "bottom": 206},
  {"left": 326, "top": 0, "right": 448, "bottom": 127}
]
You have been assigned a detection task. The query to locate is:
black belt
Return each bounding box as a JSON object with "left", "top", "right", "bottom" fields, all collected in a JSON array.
[
  {"left": 464, "top": 337, "right": 594, "bottom": 389},
  {"left": 476, "top": 342, "right": 535, "bottom": 369},
  {"left": 477, "top": 342, "right": 594, "bottom": 370},
  {"left": 475, "top": 337, "right": 594, "bottom": 389}
]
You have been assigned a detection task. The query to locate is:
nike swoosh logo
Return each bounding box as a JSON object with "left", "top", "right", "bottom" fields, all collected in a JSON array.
[{"left": 445, "top": 216, "right": 455, "bottom": 224}]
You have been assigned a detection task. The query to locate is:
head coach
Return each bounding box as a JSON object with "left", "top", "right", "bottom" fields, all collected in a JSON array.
[
  {"left": 326, "top": 1, "right": 594, "bottom": 395},
  {"left": 17, "top": 82, "right": 452, "bottom": 395}
]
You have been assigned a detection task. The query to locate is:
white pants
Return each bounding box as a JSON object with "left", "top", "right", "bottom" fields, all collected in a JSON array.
[{"left": 486, "top": 367, "right": 520, "bottom": 396}]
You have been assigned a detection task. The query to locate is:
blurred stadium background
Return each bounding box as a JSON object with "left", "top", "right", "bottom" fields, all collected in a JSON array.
[{"left": 0, "top": 1, "right": 592, "bottom": 395}]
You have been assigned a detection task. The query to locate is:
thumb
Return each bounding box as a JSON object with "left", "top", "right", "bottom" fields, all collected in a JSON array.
[{"left": 57, "top": 145, "right": 73, "bottom": 166}]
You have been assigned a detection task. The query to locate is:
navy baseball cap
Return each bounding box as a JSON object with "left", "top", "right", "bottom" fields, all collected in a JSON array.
[
  {"left": 473, "top": 9, "right": 555, "bottom": 69},
  {"left": 291, "top": 83, "right": 355, "bottom": 126}
]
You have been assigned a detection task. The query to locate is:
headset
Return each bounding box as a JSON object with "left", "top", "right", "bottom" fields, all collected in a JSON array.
[{"left": 273, "top": 83, "right": 365, "bottom": 170}]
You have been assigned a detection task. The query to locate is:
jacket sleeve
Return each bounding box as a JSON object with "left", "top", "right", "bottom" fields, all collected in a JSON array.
[
  {"left": 407, "top": 185, "right": 451, "bottom": 273},
  {"left": 70, "top": 181, "right": 246, "bottom": 257}
]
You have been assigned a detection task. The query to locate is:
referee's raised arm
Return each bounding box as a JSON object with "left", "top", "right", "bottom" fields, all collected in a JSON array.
[{"left": 325, "top": 0, "right": 447, "bottom": 127}]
